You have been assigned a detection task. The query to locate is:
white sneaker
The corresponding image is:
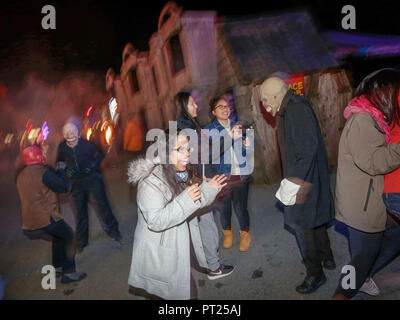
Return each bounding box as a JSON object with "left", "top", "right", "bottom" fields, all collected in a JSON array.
[{"left": 359, "top": 278, "right": 380, "bottom": 296}]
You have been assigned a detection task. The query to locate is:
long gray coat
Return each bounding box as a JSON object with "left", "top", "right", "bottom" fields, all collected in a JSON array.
[
  {"left": 127, "top": 157, "right": 220, "bottom": 300},
  {"left": 276, "top": 90, "right": 334, "bottom": 229}
]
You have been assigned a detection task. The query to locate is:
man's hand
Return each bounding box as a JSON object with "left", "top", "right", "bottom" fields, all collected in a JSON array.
[
  {"left": 186, "top": 184, "right": 201, "bottom": 202},
  {"left": 204, "top": 174, "right": 228, "bottom": 189}
]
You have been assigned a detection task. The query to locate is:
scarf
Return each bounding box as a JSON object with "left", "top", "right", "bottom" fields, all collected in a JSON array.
[
  {"left": 344, "top": 95, "right": 391, "bottom": 144},
  {"left": 176, "top": 170, "right": 189, "bottom": 183}
]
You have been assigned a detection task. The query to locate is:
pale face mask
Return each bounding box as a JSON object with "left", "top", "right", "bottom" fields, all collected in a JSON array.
[
  {"left": 63, "top": 123, "right": 79, "bottom": 147},
  {"left": 260, "top": 77, "right": 288, "bottom": 117}
]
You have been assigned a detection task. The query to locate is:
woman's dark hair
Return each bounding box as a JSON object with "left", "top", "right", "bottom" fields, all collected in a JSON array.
[
  {"left": 355, "top": 68, "right": 400, "bottom": 126},
  {"left": 175, "top": 90, "right": 201, "bottom": 131},
  {"left": 208, "top": 94, "right": 226, "bottom": 121}
]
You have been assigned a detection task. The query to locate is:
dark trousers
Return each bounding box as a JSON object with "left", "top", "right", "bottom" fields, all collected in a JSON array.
[
  {"left": 71, "top": 174, "right": 119, "bottom": 247},
  {"left": 294, "top": 224, "right": 334, "bottom": 277},
  {"left": 23, "top": 218, "right": 76, "bottom": 274},
  {"left": 219, "top": 180, "right": 250, "bottom": 231},
  {"left": 334, "top": 224, "right": 400, "bottom": 298}
]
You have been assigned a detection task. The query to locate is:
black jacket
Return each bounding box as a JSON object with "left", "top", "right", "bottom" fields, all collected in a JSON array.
[
  {"left": 56, "top": 138, "right": 104, "bottom": 180},
  {"left": 276, "top": 89, "right": 334, "bottom": 228}
]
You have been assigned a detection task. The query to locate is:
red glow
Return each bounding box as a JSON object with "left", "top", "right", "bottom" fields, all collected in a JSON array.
[{"left": 86, "top": 106, "right": 93, "bottom": 117}]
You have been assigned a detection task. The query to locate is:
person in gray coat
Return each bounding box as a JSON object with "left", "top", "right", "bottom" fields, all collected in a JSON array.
[
  {"left": 127, "top": 130, "right": 227, "bottom": 300},
  {"left": 260, "top": 75, "right": 335, "bottom": 294}
]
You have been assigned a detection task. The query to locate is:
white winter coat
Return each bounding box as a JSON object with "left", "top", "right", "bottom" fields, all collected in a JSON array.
[{"left": 127, "top": 158, "right": 220, "bottom": 299}]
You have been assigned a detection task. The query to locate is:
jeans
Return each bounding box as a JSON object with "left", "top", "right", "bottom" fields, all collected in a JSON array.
[
  {"left": 334, "top": 224, "right": 400, "bottom": 298},
  {"left": 71, "top": 173, "right": 119, "bottom": 247},
  {"left": 383, "top": 193, "right": 400, "bottom": 219},
  {"left": 197, "top": 212, "right": 220, "bottom": 271},
  {"left": 219, "top": 180, "right": 250, "bottom": 231},
  {"left": 23, "top": 218, "right": 76, "bottom": 273},
  {"left": 294, "top": 224, "right": 334, "bottom": 277}
]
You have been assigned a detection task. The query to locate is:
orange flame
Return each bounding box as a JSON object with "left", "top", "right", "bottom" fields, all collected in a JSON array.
[
  {"left": 86, "top": 128, "right": 92, "bottom": 141},
  {"left": 105, "top": 126, "right": 112, "bottom": 145}
]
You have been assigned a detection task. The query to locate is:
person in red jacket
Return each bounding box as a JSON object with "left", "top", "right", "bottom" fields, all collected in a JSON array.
[{"left": 358, "top": 91, "right": 400, "bottom": 297}]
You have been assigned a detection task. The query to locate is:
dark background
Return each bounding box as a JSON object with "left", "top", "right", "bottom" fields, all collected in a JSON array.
[{"left": 0, "top": 0, "right": 399, "bottom": 85}]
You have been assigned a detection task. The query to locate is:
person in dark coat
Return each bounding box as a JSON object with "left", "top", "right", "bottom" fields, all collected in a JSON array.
[
  {"left": 260, "top": 75, "right": 335, "bottom": 294},
  {"left": 56, "top": 121, "right": 121, "bottom": 253},
  {"left": 174, "top": 91, "right": 235, "bottom": 280}
]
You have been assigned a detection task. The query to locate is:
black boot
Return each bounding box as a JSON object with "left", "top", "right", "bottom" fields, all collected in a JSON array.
[
  {"left": 296, "top": 273, "right": 327, "bottom": 294},
  {"left": 322, "top": 259, "right": 336, "bottom": 270}
]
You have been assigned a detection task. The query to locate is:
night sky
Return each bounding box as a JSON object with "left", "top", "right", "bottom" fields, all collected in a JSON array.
[{"left": 0, "top": 0, "right": 399, "bottom": 85}]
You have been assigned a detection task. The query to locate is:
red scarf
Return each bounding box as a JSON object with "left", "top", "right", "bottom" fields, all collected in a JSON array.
[{"left": 344, "top": 95, "right": 391, "bottom": 144}]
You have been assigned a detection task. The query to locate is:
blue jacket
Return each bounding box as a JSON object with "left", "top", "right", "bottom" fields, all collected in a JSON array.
[{"left": 203, "top": 119, "right": 252, "bottom": 179}]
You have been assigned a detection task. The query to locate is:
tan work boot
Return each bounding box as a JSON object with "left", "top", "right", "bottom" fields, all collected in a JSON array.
[
  {"left": 223, "top": 229, "right": 233, "bottom": 248},
  {"left": 239, "top": 230, "right": 251, "bottom": 251}
]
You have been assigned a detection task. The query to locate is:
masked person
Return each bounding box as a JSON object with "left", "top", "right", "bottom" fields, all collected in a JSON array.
[
  {"left": 260, "top": 75, "right": 335, "bottom": 294},
  {"left": 127, "top": 130, "right": 227, "bottom": 299},
  {"left": 333, "top": 68, "right": 400, "bottom": 300},
  {"left": 16, "top": 145, "right": 86, "bottom": 283},
  {"left": 204, "top": 95, "right": 253, "bottom": 252},
  {"left": 175, "top": 91, "right": 235, "bottom": 280},
  {"left": 56, "top": 121, "right": 121, "bottom": 253}
]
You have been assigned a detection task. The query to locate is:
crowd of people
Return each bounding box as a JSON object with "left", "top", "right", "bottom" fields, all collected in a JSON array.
[{"left": 13, "top": 68, "right": 400, "bottom": 300}]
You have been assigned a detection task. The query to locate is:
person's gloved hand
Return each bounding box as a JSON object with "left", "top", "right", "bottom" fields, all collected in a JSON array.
[
  {"left": 57, "top": 161, "right": 67, "bottom": 170},
  {"left": 67, "top": 168, "right": 79, "bottom": 179},
  {"left": 83, "top": 167, "right": 92, "bottom": 174}
]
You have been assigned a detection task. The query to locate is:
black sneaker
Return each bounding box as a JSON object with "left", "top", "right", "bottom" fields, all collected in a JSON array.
[
  {"left": 61, "top": 272, "right": 87, "bottom": 284},
  {"left": 295, "top": 273, "right": 327, "bottom": 294},
  {"left": 207, "top": 265, "right": 235, "bottom": 280},
  {"left": 109, "top": 231, "right": 122, "bottom": 242},
  {"left": 322, "top": 259, "right": 336, "bottom": 270}
]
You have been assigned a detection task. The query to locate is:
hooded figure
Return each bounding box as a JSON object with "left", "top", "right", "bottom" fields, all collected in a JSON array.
[{"left": 126, "top": 132, "right": 227, "bottom": 300}]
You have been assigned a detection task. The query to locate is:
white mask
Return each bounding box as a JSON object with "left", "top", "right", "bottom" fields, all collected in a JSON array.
[
  {"left": 62, "top": 123, "right": 79, "bottom": 146},
  {"left": 260, "top": 76, "right": 288, "bottom": 117}
]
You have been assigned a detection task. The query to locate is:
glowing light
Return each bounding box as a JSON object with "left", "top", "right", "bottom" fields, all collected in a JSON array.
[
  {"left": 39, "top": 121, "right": 50, "bottom": 142},
  {"left": 28, "top": 128, "right": 41, "bottom": 141},
  {"left": 87, "top": 128, "right": 92, "bottom": 141},
  {"left": 4, "top": 133, "right": 14, "bottom": 144},
  {"left": 101, "top": 121, "right": 109, "bottom": 131},
  {"left": 109, "top": 98, "right": 117, "bottom": 120},
  {"left": 86, "top": 106, "right": 93, "bottom": 117},
  {"left": 105, "top": 126, "right": 112, "bottom": 145}
]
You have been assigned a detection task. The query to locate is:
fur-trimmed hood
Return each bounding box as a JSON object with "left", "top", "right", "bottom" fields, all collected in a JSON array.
[{"left": 127, "top": 156, "right": 161, "bottom": 185}]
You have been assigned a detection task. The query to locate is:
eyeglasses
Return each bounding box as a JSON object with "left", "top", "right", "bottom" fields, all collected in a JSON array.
[
  {"left": 173, "top": 146, "right": 193, "bottom": 154},
  {"left": 215, "top": 105, "right": 230, "bottom": 110}
]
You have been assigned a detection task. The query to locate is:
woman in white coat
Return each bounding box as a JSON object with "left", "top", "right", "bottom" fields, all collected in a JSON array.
[{"left": 127, "top": 131, "right": 227, "bottom": 299}]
